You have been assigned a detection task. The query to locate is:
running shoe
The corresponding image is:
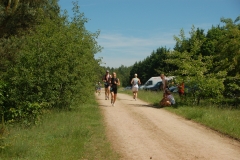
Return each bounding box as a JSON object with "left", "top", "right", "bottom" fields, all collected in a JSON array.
[{"left": 112, "top": 103, "right": 115, "bottom": 107}]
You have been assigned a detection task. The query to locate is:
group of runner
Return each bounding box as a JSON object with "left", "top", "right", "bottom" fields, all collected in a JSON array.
[
  {"left": 102, "top": 70, "right": 120, "bottom": 106},
  {"left": 100, "top": 71, "right": 183, "bottom": 107}
]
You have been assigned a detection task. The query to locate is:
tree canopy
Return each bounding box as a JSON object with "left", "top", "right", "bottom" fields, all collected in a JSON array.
[{"left": 0, "top": 1, "right": 102, "bottom": 125}]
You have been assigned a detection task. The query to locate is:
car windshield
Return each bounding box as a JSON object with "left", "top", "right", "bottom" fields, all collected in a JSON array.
[{"left": 145, "top": 80, "right": 153, "bottom": 86}]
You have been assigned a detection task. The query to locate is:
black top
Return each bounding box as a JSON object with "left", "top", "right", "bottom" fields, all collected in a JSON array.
[{"left": 111, "top": 78, "right": 119, "bottom": 88}]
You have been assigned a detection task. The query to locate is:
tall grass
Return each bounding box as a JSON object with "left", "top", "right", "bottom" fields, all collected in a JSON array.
[
  {"left": 120, "top": 88, "right": 240, "bottom": 141},
  {"left": 0, "top": 96, "right": 119, "bottom": 160}
]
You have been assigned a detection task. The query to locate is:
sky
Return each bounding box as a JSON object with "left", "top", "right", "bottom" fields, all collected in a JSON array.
[{"left": 58, "top": 0, "right": 239, "bottom": 68}]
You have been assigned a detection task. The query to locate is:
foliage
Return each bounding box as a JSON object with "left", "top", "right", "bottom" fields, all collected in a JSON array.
[
  {"left": 214, "top": 17, "right": 240, "bottom": 98},
  {"left": 0, "top": 1, "right": 102, "bottom": 124},
  {"left": 0, "top": 0, "right": 59, "bottom": 38},
  {"left": 126, "top": 16, "right": 240, "bottom": 106},
  {"left": 167, "top": 26, "right": 226, "bottom": 104},
  {"left": 0, "top": 98, "right": 119, "bottom": 159},
  {"left": 129, "top": 47, "right": 172, "bottom": 85},
  {"left": 121, "top": 16, "right": 240, "bottom": 107}
]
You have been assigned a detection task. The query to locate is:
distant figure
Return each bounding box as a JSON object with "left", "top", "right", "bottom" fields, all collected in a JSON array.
[
  {"left": 160, "top": 73, "right": 168, "bottom": 97},
  {"left": 178, "top": 81, "right": 185, "bottom": 99},
  {"left": 97, "top": 82, "right": 102, "bottom": 95},
  {"left": 159, "top": 90, "right": 175, "bottom": 107},
  {"left": 131, "top": 73, "right": 141, "bottom": 101},
  {"left": 110, "top": 72, "right": 120, "bottom": 106},
  {"left": 95, "top": 82, "right": 98, "bottom": 93},
  {"left": 102, "top": 70, "right": 110, "bottom": 100}
]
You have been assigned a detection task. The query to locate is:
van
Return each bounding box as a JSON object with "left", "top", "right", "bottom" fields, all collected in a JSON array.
[
  {"left": 143, "top": 76, "right": 175, "bottom": 91},
  {"left": 143, "top": 77, "right": 162, "bottom": 91}
]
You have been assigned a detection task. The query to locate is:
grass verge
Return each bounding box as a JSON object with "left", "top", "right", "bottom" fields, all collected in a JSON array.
[
  {"left": 0, "top": 96, "right": 119, "bottom": 160},
  {"left": 120, "top": 88, "right": 240, "bottom": 141}
]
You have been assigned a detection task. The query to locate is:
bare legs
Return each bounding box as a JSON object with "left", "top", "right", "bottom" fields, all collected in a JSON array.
[
  {"left": 133, "top": 91, "right": 138, "bottom": 100},
  {"left": 105, "top": 86, "right": 110, "bottom": 100},
  {"left": 110, "top": 92, "right": 117, "bottom": 106}
]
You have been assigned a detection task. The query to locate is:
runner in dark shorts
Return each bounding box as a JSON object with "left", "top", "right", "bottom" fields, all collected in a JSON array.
[
  {"left": 102, "top": 70, "right": 110, "bottom": 100},
  {"left": 110, "top": 72, "right": 120, "bottom": 106}
]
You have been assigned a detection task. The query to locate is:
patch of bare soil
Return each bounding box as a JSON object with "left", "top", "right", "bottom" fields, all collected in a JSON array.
[{"left": 96, "top": 91, "right": 240, "bottom": 160}]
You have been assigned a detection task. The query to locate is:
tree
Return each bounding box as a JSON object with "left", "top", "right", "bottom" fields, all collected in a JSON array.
[
  {"left": 214, "top": 17, "right": 240, "bottom": 99},
  {"left": 167, "top": 26, "right": 226, "bottom": 104},
  {"left": 0, "top": 1, "right": 102, "bottom": 124}
]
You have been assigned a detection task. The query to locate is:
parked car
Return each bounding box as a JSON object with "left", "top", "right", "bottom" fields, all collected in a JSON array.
[
  {"left": 124, "top": 86, "right": 132, "bottom": 90},
  {"left": 143, "top": 76, "right": 175, "bottom": 91},
  {"left": 145, "top": 81, "right": 162, "bottom": 91},
  {"left": 139, "top": 85, "right": 145, "bottom": 90},
  {"left": 168, "top": 84, "right": 193, "bottom": 94},
  {"left": 169, "top": 86, "right": 178, "bottom": 92}
]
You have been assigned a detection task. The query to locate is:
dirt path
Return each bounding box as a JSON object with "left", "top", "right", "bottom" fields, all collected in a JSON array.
[{"left": 96, "top": 91, "right": 240, "bottom": 160}]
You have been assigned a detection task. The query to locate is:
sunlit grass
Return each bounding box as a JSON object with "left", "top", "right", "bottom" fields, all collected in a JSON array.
[
  {"left": 167, "top": 106, "right": 240, "bottom": 140},
  {"left": 1, "top": 97, "right": 119, "bottom": 160}
]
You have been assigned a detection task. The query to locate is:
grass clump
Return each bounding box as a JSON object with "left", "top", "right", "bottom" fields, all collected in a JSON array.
[{"left": 0, "top": 96, "right": 119, "bottom": 160}]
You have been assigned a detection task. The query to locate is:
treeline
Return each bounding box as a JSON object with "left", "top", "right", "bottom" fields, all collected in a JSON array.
[
  {"left": 0, "top": 1, "right": 103, "bottom": 126},
  {"left": 115, "top": 16, "right": 240, "bottom": 106}
]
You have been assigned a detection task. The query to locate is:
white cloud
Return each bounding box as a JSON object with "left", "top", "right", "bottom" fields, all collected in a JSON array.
[{"left": 94, "top": 31, "right": 177, "bottom": 68}]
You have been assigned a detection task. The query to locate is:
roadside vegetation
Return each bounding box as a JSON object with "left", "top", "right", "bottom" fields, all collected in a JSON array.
[
  {"left": 0, "top": 95, "right": 119, "bottom": 160},
  {"left": 0, "top": 1, "right": 117, "bottom": 159},
  {"left": 120, "top": 89, "right": 240, "bottom": 141}
]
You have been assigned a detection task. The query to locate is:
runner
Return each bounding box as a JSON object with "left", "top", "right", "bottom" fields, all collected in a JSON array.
[
  {"left": 110, "top": 72, "right": 120, "bottom": 106},
  {"left": 178, "top": 81, "right": 185, "bottom": 99},
  {"left": 97, "top": 82, "right": 102, "bottom": 95},
  {"left": 102, "top": 70, "right": 110, "bottom": 100},
  {"left": 131, "top": 73, "right": 141, "bottom": 101}
]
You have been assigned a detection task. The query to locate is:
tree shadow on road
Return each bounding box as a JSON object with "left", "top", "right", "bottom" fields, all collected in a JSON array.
[{"left": 127, "top": 103, "right": 163, "bottom": 109}]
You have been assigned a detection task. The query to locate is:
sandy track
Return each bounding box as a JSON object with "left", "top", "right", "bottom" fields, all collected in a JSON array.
[{"left": 96, "top": 91, "right": 240, "bottom": 160}]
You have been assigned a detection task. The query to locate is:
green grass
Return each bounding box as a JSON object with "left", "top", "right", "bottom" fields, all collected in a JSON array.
[
  {"left": 167, "top": 106, "right": 240, "bottom": 140},
  {"left": 120, "top": 88, "right": 240, "bottom": 141},
  {"left": 0, "top": 97, "right": 119, "bottom": 160}
]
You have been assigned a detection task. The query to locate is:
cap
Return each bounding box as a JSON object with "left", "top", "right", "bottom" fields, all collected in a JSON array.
[{"left": 106, "top": 70, "right": 109, "bottom": 72}]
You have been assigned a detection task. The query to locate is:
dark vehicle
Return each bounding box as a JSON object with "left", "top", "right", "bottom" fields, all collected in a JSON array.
[
  {"left": 169, "top": 86, "right": 178, "bottom": 92},
  {"left": 145, "top": 81, "right": 162, "bottom": 91},
  {"left": 168, "top": 84, "right": 194, "bottom": 94},
  {"left": 124, "top": 86, "right": 132, "bottom": 90}
]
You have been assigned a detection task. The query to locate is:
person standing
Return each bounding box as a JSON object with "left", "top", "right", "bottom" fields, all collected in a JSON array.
[
  {"left": 160, "top": 73, "right": 168, "bottom": 97},
  {"left": 102, "top": 70, "right": 110, "bottom": 100},
  {"left": 178, "top": 81, "right": 185, "bottom": 99},
  {"left": 131, "top": 73, "right": 141, "bottom": 100},
  {"left": 110, "top": 72, "right": 120, "bottom": 106}
]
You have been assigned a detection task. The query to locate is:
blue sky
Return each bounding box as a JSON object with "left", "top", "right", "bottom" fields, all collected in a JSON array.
[{"left": 58, "top": 0, "right": 239, "bottom": 68}]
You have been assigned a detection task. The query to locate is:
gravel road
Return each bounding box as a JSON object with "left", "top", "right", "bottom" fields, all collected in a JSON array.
[{"left": 96, "top": 91, "right": 240, "bottom": 160}]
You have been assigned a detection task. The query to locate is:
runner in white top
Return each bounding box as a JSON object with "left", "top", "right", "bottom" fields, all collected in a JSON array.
[{"left": 131, "top": 73, "right": 141, "bottom": 101}]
